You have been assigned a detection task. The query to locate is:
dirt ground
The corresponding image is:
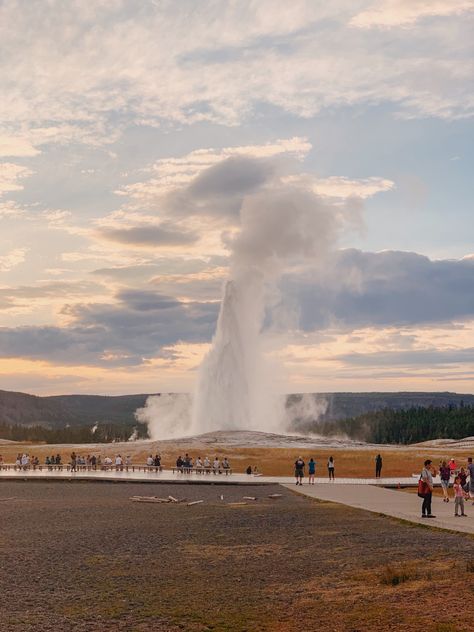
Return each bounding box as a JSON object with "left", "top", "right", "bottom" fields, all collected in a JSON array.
[
  {"left": 2, "top": 442, "right": 474, "bottom": 478},
  {"left": 1, "top": 481, "right": 474, "bottom": 631}
]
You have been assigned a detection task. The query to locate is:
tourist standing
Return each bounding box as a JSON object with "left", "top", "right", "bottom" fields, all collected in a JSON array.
[
  {"left": 439, "top": 460, "right": 451, "bottom": 502},
  {"left": 327, "top": 456, "right": 335, "bottom": 481},
  {"left": 420, "top": 459, "right": 436, "bottom": 518},
  {"left": 308, "top": 458, "right": 316, "bottom": 484},
  {"left": 453, "top": 476, "right": 467, "bottom": 517},
  {"left": 70, "top": 451, "right": 77, "bottom": 472},
  {"left": 294, "top": 456, "right": 305, "bottom": 485},
  {"left": 375, "top": 454, "right": 382, "bottom": 478},
  {"left": 467, "top": 457, "right": 474, "bottom": 505}
]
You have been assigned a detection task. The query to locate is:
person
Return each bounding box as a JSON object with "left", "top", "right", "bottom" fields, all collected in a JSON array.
[
  {"left": 467, "top": 457, "right": 474, "bottom": 505},
  {"left": 222, "top": 457, "right": 230, "bottom": 471},
  {"left": 459, "top": 467, "right": 468, "bottom": 491},
  {"left": 70, "top": 451, "right": 77, "bottom": 472},
  {"left": 115, "top": 454, "right": 123, "bottom": 471},
  {"left": 294, "top": 456, "right": 305, "bottom": 485},
  {"left": 91, "top": 454, "right": 97, "bottom": 469},
  {"left": 308, "top": 458, "right": 316, "bottom": 484},
  {"left": 195, "top": 457, "right": 203, "bottom": 472},
  {"left": 203, "top": 456, "right": 211, "bottom": 473},
  {"left": 453, "top": 476, "right": 467, "bottom": 517},
  {"left": 448, "top": 458, "right": 457, "bottom": 476},
  {"left": 146, "top": 454, "right": 154, "bottom": 467},
  {"left": 420, "top": 459, "right": 436, "bottom": 518},
  {"left": 176, "top": 455, "right": 183, "bottom": 472},
  {"left": 439, "top": 460, "right": 451, "bottom": 502},
  {"left": 327, "top": 456, "right": 335, "bottom": 481},
  {"left": 153, "top": 454, "right": 161, "bottom": 468},
  {"left": 55, "top": 454, "right": 61, "bottom": 465},
  {"left": 246, "top": 465, "right": 252, "bottom": 475},
  {"left": 375, "top": 454, "right": 383, "bottom": 478},
  {"left": 213, "top": 457, "right": 220, "bottom": 474}
]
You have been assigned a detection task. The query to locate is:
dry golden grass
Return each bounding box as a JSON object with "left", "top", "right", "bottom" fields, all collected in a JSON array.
[{"left": 1, "top": 440, "right": 473, "bottom": 477}]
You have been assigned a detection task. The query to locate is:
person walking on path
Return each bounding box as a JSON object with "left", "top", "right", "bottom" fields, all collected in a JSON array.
[
  {"left": 467, "top": 457, "right": 474, "bottom": 505},
  {"left": 308, "top": 458, "right": 316, "bottom": 484},
  {"left": 420, "top": 459, "right": 436, "bottom": 518},
  {"left": 439, "top": 460, "right": 451, "bottom": 502},
  {"left": 375, "top": 454, "right": 382, "bottom": 478},
  {"left": 294, "top": 456, "right": 305, "bottom": 485},
  {"left": 327, "top": 456, "right": 335, "bottom": 481},
  {"left": 453, "top": 476, "right": 468, "bottom": 517}
]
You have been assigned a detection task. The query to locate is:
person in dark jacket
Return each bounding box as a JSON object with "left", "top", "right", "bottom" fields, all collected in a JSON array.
[{"left": 375, "top": 454, "right": 383, "bottom": 478}]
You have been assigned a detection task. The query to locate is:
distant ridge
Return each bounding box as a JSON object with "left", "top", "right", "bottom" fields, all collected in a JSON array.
[{"left": 1, "top": 389, "right": 473, "bottom": 429}]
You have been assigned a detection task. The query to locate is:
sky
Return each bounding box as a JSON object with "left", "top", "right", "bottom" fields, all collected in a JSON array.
[{"left": 0, "top": 0, "right": 473, "bottom": 396}]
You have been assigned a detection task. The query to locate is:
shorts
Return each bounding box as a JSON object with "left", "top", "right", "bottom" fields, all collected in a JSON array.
[
  {"left": 440, "top": 479, "right": 450, "bottom": 490},
  {"left": 295, "top": 469, "right": 303, "bottom": 477}
]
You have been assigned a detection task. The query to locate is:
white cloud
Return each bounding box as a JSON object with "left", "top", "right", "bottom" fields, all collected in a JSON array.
[
  {"left": 283, "top": 175, "right": 395, "bottom": 199},
  {"left": 0, "top": 0, "right": 471, "bottom": 153},
  {"left": 0, "top": 134, "right": 40, "bottom": 157},
  {"left": 0, "top": 247, "right": 28, "bottom": 272},
  {"left": 118, "top": 137, "right": 311, "bottom": 200},
  {"left": 350, "top": 0, "right": 474, "bottom": 29},
  {"left": 0, "top": 162, "right": 33, "bottom": 196}
]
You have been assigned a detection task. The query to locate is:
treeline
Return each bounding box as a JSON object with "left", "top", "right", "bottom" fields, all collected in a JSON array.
[
  {"left": 317, "top": 404, "right": 474, "bottom": 444},
  {"left": 0, "top": 421, "right": 150, "bottom": 444}
]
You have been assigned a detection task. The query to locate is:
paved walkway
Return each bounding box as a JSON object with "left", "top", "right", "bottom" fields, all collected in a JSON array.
[
  {"left": 0, "top": 468, "right": 417, "bottom": 486},
  {"left": 284, "top": 482, "right": 474, "bottom": 535}
]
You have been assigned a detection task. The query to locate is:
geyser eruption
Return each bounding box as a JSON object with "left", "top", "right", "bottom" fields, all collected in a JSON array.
[
  {"left": 190, "top": 186, "right": 341, "bottom": 435},
  {"left": 137, "top": 160, "right": 350, "bottom": 440}
]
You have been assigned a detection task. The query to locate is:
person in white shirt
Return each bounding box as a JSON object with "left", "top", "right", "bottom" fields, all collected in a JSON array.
[
  {"left": 195, "top": 457, "right": 203, "bottom": 473},
  {"left": 146, "top": 455, "right": 154, "bottom": 467},
  {"left": 115, "top": 454, "right": 123, "bottom": 471},
  {"left": 203, "top": 457, "right": 211, "bottom": 472}
]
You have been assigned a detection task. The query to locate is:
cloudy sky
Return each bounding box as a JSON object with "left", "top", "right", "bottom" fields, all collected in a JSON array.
[{"left": 0, "top": 0, "right": 473, "bottom": 396}]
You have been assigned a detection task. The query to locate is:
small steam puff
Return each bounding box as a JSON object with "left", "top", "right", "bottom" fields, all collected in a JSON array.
[{"left": 138, "top": 160, "right": 355, "bottom": 438}]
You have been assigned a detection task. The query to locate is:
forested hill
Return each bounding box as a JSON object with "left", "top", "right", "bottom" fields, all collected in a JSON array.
[
  {"left": 317, "top": 405, "right": 474, "bottom": 445},
  {"left": 0, "top": 390, "right": 152, "bottom": 427},
  {"left": 0, "top": 388, "right": 473, "bottom": 429}
]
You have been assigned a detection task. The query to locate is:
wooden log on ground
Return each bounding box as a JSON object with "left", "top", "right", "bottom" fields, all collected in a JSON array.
[{"left": 187, "top": 500, "right": 204, "bottom": 506}]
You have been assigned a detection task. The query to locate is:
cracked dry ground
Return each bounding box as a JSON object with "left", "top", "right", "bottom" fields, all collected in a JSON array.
[{"left": 1, "top": 481, "right": 474, "bottom": 632}]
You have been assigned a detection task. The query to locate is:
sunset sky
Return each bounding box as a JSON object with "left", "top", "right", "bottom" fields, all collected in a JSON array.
[{"left": 0, "top": 0, "right": 473, "bottom": 396}]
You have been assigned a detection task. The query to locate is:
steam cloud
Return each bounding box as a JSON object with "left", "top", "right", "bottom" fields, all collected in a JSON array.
[{"left": 137, "top": 159, "right": 351, "bottom": 439}]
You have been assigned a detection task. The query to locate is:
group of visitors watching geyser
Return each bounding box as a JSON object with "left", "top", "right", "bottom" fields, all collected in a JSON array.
[{"left": 2, "top": 452, "right": 232, "bottom": 473}]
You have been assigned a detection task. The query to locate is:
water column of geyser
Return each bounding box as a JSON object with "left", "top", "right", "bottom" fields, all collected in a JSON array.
[{"left": 190, "top": 187, "right": 340, "bottom": 435}]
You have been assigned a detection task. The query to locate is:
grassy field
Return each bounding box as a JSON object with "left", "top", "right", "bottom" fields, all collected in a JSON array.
[
  {"left": 1, "top": 481, "right": 474, "bottom": 631},
  {"left": 1, "top": 441, "right": 473, "bottom": 477}
]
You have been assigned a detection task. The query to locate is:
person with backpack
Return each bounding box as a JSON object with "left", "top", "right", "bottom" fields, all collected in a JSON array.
[
  {"left": 294, "top": 456, "right": 305, "bottom": 485},
  {"left": 419, "top": 459, "right": 436, "bottom": 518},
  {"left": 308, "top": 458, "right": 316, "bottom": 484},
  {"left": 439, "top": 460, "right": 451, "bottom": 502}
]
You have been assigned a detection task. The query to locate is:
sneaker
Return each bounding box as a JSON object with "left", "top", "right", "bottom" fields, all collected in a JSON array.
[
  {"left": 461, "top": 514, "right": 468, "bottom": 517},
  {"left": 455, "top": 514, "right": 459, "bottom": 517},
  {"left": 426, "top": 515, "right": 436, "bottom": 518},
  {"left": 421, "top": 515, "right": 428, "bottom": 518}
]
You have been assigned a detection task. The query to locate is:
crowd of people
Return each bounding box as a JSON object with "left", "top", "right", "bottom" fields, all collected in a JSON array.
[
  {"left": 419, "top": 457, "right": 474, "bottom": 518},
  {"left": 174, "top": 454, "right": 231, "bottom": 474}
]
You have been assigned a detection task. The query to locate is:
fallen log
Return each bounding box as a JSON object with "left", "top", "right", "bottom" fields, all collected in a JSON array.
[
  {"left": 187, "top": 500, "right": 204, "bottom": 506},
  {"left": 268, "top": 494, "right": 283, "bottom": 499},
  {"left": 243, "top": 496, "right": 256, "bottom": 500}
]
